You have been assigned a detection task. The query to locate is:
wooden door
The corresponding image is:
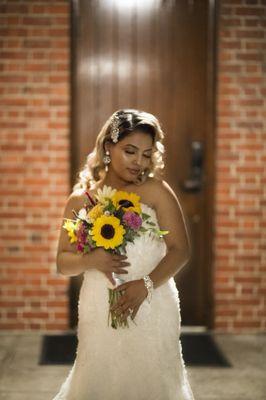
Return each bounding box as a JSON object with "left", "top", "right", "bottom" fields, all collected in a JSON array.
[{"left": 69, "top": 0, "right": 217, "bottom": 329}]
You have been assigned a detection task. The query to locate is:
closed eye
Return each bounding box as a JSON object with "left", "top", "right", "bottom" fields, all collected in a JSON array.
[{"left": 125, "top": 150, "right": 151, "bottom": 158}]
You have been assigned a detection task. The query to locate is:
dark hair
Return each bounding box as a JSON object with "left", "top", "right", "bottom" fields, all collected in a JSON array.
[{"left": 105, "top": 108, "right": 156, "bottom": 145}]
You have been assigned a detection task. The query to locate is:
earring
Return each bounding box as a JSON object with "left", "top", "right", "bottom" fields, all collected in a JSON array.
[{"left": 103, "top": 150, "right": 111, "bottom": 172}]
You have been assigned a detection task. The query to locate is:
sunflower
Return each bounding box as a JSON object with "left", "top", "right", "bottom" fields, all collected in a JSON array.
[
  {"left": 91, "top": 214, "right": 125, "bottom": 250},
  {"left": 111, "top": 190, "right": 141, "bottom": 214},
  {"left": 62, "top": 219, "right": 77, "bottom": 243},
  {"left": 88, "top": 203, "right": 104, "bottom": 222}
]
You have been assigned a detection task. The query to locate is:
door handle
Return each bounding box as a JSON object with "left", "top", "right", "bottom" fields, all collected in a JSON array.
[{"left": 180, "top": 140, "right": 204, "bottom": 193}]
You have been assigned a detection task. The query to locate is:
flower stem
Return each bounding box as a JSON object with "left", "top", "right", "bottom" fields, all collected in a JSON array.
[{"left": 108, "top": 288, "right": 133, "bottom": 329}]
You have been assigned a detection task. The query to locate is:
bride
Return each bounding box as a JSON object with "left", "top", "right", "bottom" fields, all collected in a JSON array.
[{"left": 52, "top": 109, "right": 195, "bottom": 399}]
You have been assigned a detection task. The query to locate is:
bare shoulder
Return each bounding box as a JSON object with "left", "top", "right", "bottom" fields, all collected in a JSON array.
[
  {"left": 59, "top": 189, "right": 90, "bottom": 224},
  {"left": 64, "top": 188, "right": 88, "bottom": 211},
  {"left": 144, "top": 177, "right": 179, "bottom": 209},
  {"left": 147, "top": 178, "right": 191, "bottom": 256}
]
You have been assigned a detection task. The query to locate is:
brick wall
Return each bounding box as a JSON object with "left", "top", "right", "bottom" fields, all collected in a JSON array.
[
  {"left": 0, "top": 0, "right": 265, "bottom": 333},
  {"left": 214, "top": 0, "right": 266, "bottom": 332},
  {"left": 0, "top": 1, "right": 71, "bottom": 330}
]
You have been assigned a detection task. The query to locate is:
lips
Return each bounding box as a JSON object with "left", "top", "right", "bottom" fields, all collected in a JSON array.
[{"left": 128, "top": 168, "right": 140, "bottom": 175}]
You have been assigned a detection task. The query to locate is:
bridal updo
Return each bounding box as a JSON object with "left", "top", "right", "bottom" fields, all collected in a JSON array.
[{"left": 72, "top": 108, "right": 166, "bottom": 191}]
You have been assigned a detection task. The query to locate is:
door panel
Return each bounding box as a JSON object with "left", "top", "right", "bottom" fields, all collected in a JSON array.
[{"left": 70, "top": 0, "right": 216, "bottom": 328}]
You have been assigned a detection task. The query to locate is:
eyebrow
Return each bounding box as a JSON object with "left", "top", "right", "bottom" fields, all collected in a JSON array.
[{"left": 124, "top": 144, "right": 153, "bottom": 151}]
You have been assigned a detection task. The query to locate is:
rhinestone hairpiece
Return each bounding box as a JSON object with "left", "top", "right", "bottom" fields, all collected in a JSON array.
[{"left": 110, "top": 114, "right": 120, "bottom": 143}]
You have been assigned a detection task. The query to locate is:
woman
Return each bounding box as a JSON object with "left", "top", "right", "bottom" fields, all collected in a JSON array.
[{"left": 52, "top": 109, "right": 195, "bottom": 399}]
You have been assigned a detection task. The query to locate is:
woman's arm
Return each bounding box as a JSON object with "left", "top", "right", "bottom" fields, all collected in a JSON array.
[
  {"left": 56, "top": 191, "right": 92, "bottom": 276},
  {"left": 149, "top": 248, "right": 190, "bottom": 289},
  {"left": 57, "top": 251, "right": 94, "bottom": 277},
  {"left": 148, "top": 180, "right": 192, "bottom": 289}
]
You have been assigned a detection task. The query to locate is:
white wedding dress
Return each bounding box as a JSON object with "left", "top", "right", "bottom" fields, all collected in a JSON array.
[{"left": 52, "top": 203, "right": 195, "bottom": 400}]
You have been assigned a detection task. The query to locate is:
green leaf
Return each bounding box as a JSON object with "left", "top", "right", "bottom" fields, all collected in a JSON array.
[
  {"left": 141, "top": 212, "right": 150, "bottom": 221},
  {"left": 138, "top": 227, "right": 147, "bottom": 232},
  {"left": 158, "top": 230, "right": 169, "bottom": 235},
  {"left": 83, "top": 244, "right": 90, "bottom": 253},
  {"left": 146, "top": 221, "right": 156, "bottom": 226}
]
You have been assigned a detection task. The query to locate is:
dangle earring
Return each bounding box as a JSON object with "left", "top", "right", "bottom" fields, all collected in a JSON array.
[{"left": 103, "top": 150, "right": 111, "bottom": 172}]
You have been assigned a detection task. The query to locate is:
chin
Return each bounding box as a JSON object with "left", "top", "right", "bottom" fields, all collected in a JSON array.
[
  {"left": 120, "top": 169, "right": 141, "bottom": 184},
  {"left": 123, "top": 175, "right": 137, "bottom": 185}
]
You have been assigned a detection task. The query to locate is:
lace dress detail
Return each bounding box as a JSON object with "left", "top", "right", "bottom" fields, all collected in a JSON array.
[{"left": 52, "top": 203, "right": 195, "bottom": 400}]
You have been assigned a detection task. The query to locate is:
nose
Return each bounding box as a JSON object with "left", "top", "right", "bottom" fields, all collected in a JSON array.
[{"left": 133, "top": 154, "right": 142, "bottom": 167}]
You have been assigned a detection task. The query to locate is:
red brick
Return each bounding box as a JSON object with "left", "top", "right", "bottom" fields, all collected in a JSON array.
[
  {"left": 215, "top": 0, "right": 266, "bottom": 334},
  {"left": 236, "top": 29, "right": 264, "bottom": 38},
  {"left": 0, "top": 322, "right": 26, "bottom": 329},
  {"left": 235, "top": 7, "right": 264, "bottom": 16}
]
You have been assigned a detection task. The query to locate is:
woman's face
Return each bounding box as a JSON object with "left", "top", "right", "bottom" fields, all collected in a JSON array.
[{"left": 106, "top": 130, "right": 154, "bottom": 183}]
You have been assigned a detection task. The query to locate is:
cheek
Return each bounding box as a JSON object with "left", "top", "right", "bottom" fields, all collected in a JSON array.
[
  {"left": 120, "top": 153, "right": 131, "bottom": 164},
  {"left": 143, "top": 158, "right": 151, "bottom": 167},
  {"left": 112, "top": 152, "right": 129, "bottom": 168}
]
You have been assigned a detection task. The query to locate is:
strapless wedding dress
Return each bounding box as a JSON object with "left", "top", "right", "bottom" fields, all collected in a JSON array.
[{"left": 52, "top": 203, "right": 195, "bottom": 400}]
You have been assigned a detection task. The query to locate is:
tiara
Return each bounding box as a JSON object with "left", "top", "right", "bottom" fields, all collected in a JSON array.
[{"left": 110, "top": 114, "right": 120, "bottom": 143}]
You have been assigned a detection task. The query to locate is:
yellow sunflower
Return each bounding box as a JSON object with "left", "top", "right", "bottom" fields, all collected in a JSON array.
[
  {"left": 62, "top": 219, "right": 77, "bottom": 243},
  {"left": 111, "top": 190, "right": 141, "bottom": 214},
  {"left": 88, "top": 203, "right": 104, "bottom": 222},
  {"left": 91, "top": 214, "right": 125, "bottom": 250}
]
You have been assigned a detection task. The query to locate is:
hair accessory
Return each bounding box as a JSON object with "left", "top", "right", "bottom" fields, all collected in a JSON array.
[
  {"left": 103, "top": 150, "right": 111, "bottom": 171},
  {"left": 110, "top": 113, "right": 120, "bottom": 143},
  {"left": 143, "top": 275, "right": 154, "bottom": 303}
]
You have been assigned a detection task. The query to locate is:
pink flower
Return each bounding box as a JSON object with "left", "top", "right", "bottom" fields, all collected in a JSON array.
[
  {"left": 77, "top": 243, "right": 84, "bottom": 252},
  {"left": 122, "top": 211, "right": 142, "bottom": 230},
  {"left": 76, "top": 223, "right": 87, "bottom": 245}
]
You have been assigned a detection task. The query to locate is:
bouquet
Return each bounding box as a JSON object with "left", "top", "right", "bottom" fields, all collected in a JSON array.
[{"left": 63, "top": 185, "right": 169, "bottom": 329}]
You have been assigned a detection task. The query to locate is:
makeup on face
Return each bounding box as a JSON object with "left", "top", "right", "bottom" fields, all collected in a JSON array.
[
  {"left": 127, "top": 168, "right": 140, "bottom": 175},
  {"left": 123, "top": 144, "right": 153, "bottom": 159},
  {"left": 123, "top": 144, "right": 152, "bottom": 176}
]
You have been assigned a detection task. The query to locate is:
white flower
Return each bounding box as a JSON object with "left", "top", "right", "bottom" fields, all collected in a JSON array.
[
  {"left": 95, "top": 185, "right": 117, "bottom": 206},
  {"left": 78, "top": 207, "right": 91, "bottom": 223}
]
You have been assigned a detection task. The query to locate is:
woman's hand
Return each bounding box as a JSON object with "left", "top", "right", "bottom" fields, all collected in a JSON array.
[
  {"left": 110, "top": 279, "right": 148, "bottom": 322},
  {"left": 87, "top": 248, "right": 131, "bottom": 286}
]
